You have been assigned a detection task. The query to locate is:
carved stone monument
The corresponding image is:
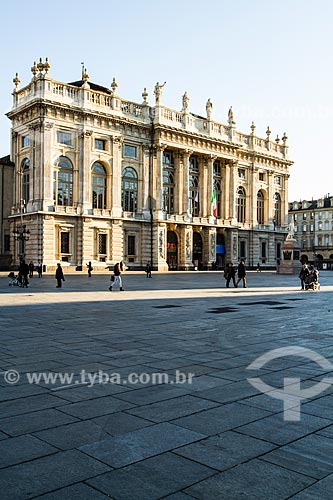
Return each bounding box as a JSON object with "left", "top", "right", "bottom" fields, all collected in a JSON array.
[{"left": 277, "top": 222, "right": 302, "bottom": 275}]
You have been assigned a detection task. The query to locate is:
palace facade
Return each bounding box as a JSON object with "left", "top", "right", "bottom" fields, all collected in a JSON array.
[{"left": 6, "top": 59, "right": 293, "bottom": 271}]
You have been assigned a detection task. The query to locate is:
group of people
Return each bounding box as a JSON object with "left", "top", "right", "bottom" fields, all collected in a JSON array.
[
  {"left": 224, "top": 260, "right": 247, "bottom": 288},
  {"left": 17, "top": 260, "right": 43, "bottom": 287}
]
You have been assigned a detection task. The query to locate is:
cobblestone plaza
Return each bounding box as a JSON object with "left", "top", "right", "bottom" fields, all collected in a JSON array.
[{"left": 0, "top": 271, "right": 333, "bottom": 499}]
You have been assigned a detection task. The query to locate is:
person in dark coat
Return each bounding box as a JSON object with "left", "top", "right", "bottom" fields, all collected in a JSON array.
[
  {"left": 224, "top": 263, "right": 237, "bottom": 288},
  {"left": 236, "top": 259, "right": 247, "bottom": 288},
  {"left": 55, "top": 263, "right": 65, "bottom": 288},
  {"left": 18, "top": 260, "right": 29, "bottom": 287},
  {"left": 29, "top": 261, "right": 34, "bottom": 278},
  {"left": 299, "top": 264, "right": 310, "bottom": 290},
  {"left": 37, "top": 262, "right": 43, "bottom": 278},
  {"left": 86, "top": 261, "right": 93, "bottom": 278},
  {"left": 145, "top": 262, "right": 152, "bottom": 278}
]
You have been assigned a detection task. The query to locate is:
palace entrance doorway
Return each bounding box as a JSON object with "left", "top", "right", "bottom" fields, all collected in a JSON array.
[
  {"left": 193, "top": 232, "right": 203, "bottom": 270},
  {"left": 167, "top": 231, "right": 178, "bottom": 270}
]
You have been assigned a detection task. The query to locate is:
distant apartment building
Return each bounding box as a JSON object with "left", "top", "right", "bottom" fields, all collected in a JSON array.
[
  {"left": 288, "top": 195, "right": 333, "bottom": 269},
  {"left": 0, "top": 155, "right": 14, "bottom": 269},
  {"left": 5, "top": 58, "right": 293, "bottom": 270}
]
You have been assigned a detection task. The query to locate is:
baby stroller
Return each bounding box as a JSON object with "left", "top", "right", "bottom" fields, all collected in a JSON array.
[
  {"left": 304, "top": 268, "right": 320, "bottom": 291},
  {"left": 8, "top": 272, "right": 22, "bottom": 287}
]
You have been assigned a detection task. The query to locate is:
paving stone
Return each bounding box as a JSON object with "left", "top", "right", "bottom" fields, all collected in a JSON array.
[
  {"left": 236, "top": 412, "right": 332, "bottom": 445},
  {"left": 175, "top": 430, "right": 277, "bottom": 471},
  {"left": 261, "top": 433, "right": 333, "bottom": 479},
  {"left": 127, "top": 395, "right": 219, "bottom": 422},
  {"left": 87, "top": 452, "right": 215, "bottom": 500},
  {"left": 193, "top": 379, "right": 260, "bottom": 404},
  {"left": 58, "top": 395, "right": 134, "bottom": 419},
  {"left": 317, "top": 424, "right": 333, "bottom": 440},
  {"left": 169, "top": 374, "right": 231, "bottom": 392},
  {"left": 115, "top": 384, "right": 190, "bottom": 405},
  {"left": 0, "top": 393, "right": 68, "bottom": 418},
  {"left": 0, "top": 449, "right": 111, "bottom": 500},
  {"left": 33, "top": 420, "right": 111, "bottom": 450},
  {"left": 184, "top": 458, "right": 315, "bottom": 500},
  {"left": 288, "top": 472, "right": 333, "bottom": 499},
  {"left": 79, "top": 422, "right": 206, "bottom": 468},
  {"left": 161, "top": 494, "right": 197, "bottom": 500},
  {"left": 51, "top": 382, "right": 131, "bottom": 402},
  {"left": 91, "top": 412, "right": 154, "bottom": 435},
  {"left": 172, "top": 402, "right": 271, "bottom": 435},
  {"left": 0, "top": 408, "right": 78, "bottom": 436},
  {"left": 31, "top": 483, "right": 113, "bottom": 499},
  {"left": 0, "top": 383, "right": 48, "bottom": 402},
  {"left": 0, "top": 435, "right": 57, "bottom": 468}
]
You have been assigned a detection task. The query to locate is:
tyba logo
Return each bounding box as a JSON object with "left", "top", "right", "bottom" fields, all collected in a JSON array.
[{"left": 247, "top": 346, "right": 333, "bottom": 421}]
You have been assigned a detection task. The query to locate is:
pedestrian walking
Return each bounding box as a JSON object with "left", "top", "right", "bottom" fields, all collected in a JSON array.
[
  {"left": 299, "top": 263, "right": 310, "bottom": 290},
  {"left": 236, "top": 259, "right": 247, "bottom": 288},
  {"left": 145, "top": 262, "right": 152, "bottom": 278},
  {"left": 29, "top": 261, "right": 34, "bottom": 278},
  {"left": 256, "top": 262, "right": 261, "bottom": 272},
  {"left": 55, "top": 263, "right": 65, "bottom": 288},
  {"left": 37, "top": 262, "right": 43, "bottom": 278},
  {"left": 86, "top": 261, "right": 93, "bottom": 278},
  {"left": 109, "top": 261, "right": 124, "bottom": 291},
  {"left": 18, "top": 259, "right": 29, "bottom": 287},
  {"left": 224, "top": 263, "right": 237, "bottom": 288}
]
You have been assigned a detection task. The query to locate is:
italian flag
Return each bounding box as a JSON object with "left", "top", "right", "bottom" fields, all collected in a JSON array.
[{"left": 211, "top": 189, "right": 217, "bottom": 217}]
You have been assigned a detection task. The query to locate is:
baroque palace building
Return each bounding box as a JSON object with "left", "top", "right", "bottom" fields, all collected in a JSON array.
[
  {"left": 288, "top": 195, "right": 333, "bottom": 269},
  {"left": 6, "top": 58, "right": 293, "bottom": 271}
]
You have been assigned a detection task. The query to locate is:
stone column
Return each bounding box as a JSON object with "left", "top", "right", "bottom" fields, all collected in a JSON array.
[
  {"left": 110, "top": 219, "right": 123, "bottom": 262},
  {"left": 111, "top": 137, "right": 123, "bottom": 218},
  {"left": 178, "top": 225, "right": 194, "bottom": 270},
  {"left": 80, "top": 130, "right": 93, "bottom": 212},
  {"left": 203, "top": 227, "right": 217, "bottom": 269},
  {"left": 157, "top": 223, "right": 169, "bottom": 271},
  {"left": 230, "top": 160, "right": 238, "bottom": 223},
  {"left": 267, "top": 170, "right": 274, "bottom": 227},
  {"left": 153, "top": 145, "right": 166, "bottom": 219},
  {"left": 182, "top": 150, "right": 192, "bottom": 216}
]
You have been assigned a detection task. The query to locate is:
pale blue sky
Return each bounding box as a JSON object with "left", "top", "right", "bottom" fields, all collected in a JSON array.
[{"left": 0, "top": 0, "right": 332, "bottom": 201}]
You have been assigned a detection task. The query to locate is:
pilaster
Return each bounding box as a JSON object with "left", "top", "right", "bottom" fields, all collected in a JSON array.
[{"left": 111, "top": 137, "right": 123, "bottom": 218}]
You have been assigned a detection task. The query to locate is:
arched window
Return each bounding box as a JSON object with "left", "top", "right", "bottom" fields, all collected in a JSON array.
[
  {"left": 237, "top": 187, "right": 246, "bottom": 223},
  {"left": 213, "top": 161, "right": 222, "bottom": 218},
  {"left": 162, "top": 151, "right": 175, "bottom": 214},
  {"left": 189, "top": 156, "right": 199, "bottom": 216},
  {"left": 54, "top": 156, "right": 73, "bottom": 206},
  {"left": 274, "top": 192, "right": 281, "bottom": 227},
  {"left": 257, "top": 191, "right": 265, "bottom": 224},
  {"left": 92, "top": 162, "right": 107, "bottom": 209},
  {"left": 122, "top": 167, "right": 138, "bottom": 212},
  {"left": 21, "top": 158, "right": 30, "bottom": 205}
]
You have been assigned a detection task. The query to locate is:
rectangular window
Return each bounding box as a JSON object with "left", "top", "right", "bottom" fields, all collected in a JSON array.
[
  {"left": 60, "top": 232, "right": 70, "bottom": 254},
  {"left": 57, "top": 131, "right": 72, "bottom": 146},
  {"left": 21, "top": 135, "right": 30, "bottom": 148},
  {"left": 124, "top": 144, "right": 137, "bottom": 158},
  {"left": 239, "top": 241, "right": 246, "bottom": 259},
  {"left": 95, "top": 139, "right": 106, "bottom": 151},
  {"left": 303, "top": 225, "right": 307, "bottom": 232},
  {"left": 238, "top": 169, "right": 245, "bottom": 179},
  {"left": 303, "top": 213, "right": 307, "bottom": 220},
  {"left": 261, "top": 241, "right": 267, "bottom": 258},
  {"left": 259, "top": 172, "right": 265, "bottom": 181},
  {"left": 274, "top": 176, "right": 281, "bottom": 185},
  {"left": 98, "top": 234, "right": 107, "bottom": 254},
  {"left": 4, "top": 234, "right": 10, "bottom": 252},
  {"left": 128, "top": 235, "right": 135, "bottom": 255}
]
